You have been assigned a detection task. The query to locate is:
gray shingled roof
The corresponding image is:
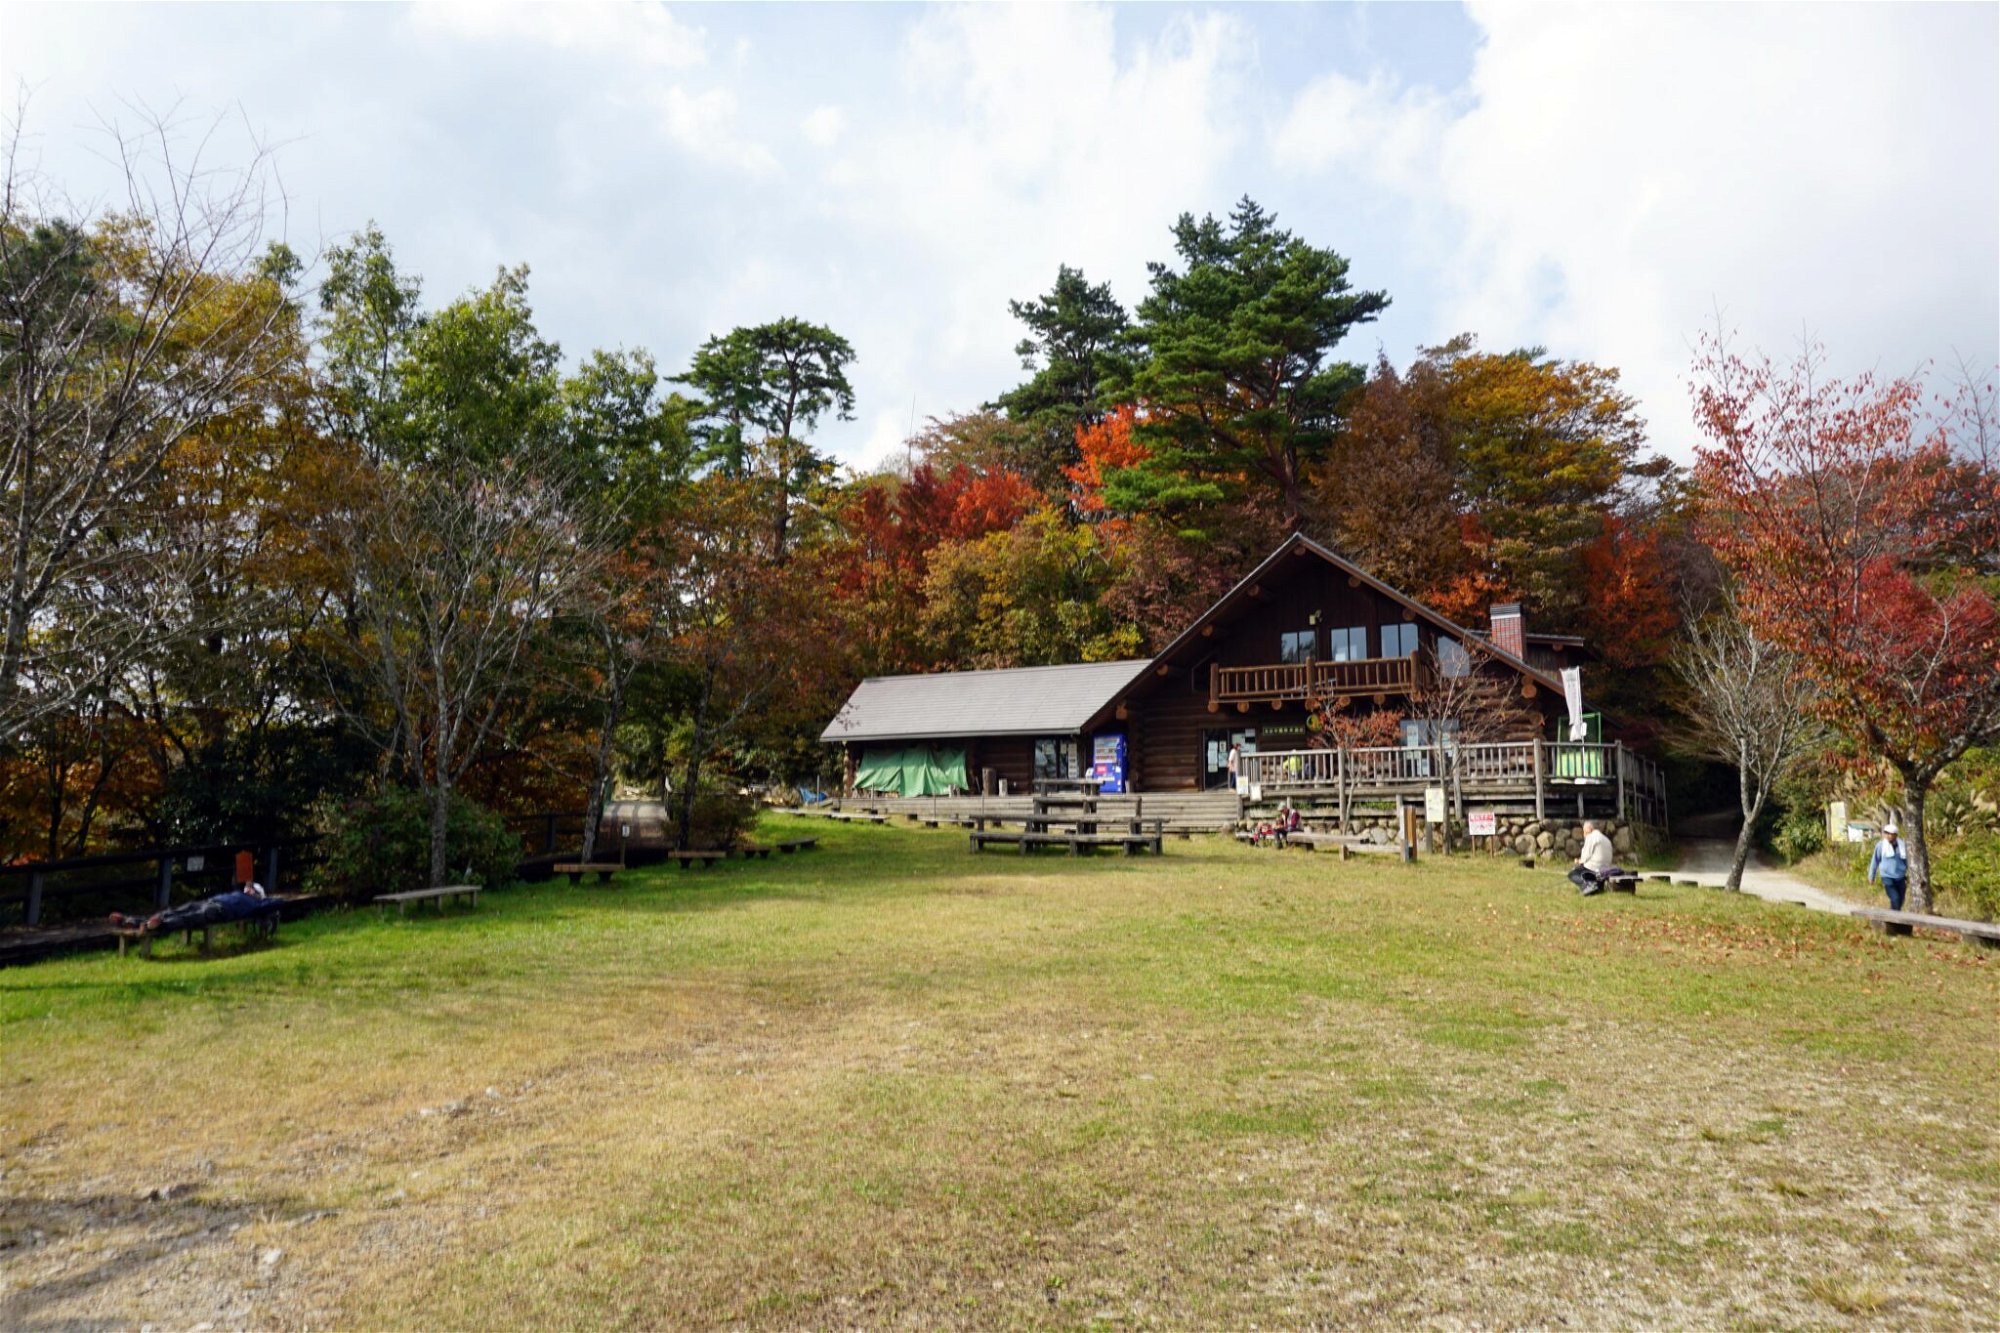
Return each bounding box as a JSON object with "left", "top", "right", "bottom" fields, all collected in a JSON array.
[{"left": 820, "top": 660, "right": 1154, "bottom": 743}]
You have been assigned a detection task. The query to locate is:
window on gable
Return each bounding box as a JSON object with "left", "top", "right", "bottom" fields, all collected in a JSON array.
[
  {"left": 1438, "top": 637, "right": 1472, "bottom": 678},
  {"left": 1328, "top": 626, "right": 1369, "bottom": 661},
  {"left": 1382, "top": 622, "right": 1419, "bottom": 658}
]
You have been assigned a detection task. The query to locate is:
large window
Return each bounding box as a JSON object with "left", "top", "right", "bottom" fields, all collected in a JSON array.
[
  {"left": 1280, "top": 630, "right": 1315, "bottom": 663},
  {"left": 1328, "top": 625, "right": 1369, "bottom": 661},
  {"left": 1438, "top": 637, "right": 1472, "bottom": 678},
  {"left": 1382, "top": 622, "right": 1419, "bottom": 657},
  {"left": 1033, "top": 737, "right": 1080, "bottom": 781}
]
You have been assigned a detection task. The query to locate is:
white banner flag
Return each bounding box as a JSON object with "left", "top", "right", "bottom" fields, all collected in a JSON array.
[{"left": 1561, "top": 666, "right": 1587, "bottom": 741}]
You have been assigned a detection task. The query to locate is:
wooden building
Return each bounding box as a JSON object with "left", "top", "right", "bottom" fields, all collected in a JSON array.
[{"left": 822, "top": 534, "right": 1664, "bottom": 824}]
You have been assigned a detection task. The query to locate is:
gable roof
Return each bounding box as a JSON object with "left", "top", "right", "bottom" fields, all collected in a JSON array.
[
  {"left": 819, "top": 659, "right": 1155, "bottom": 744},
  {"left": 1122, "top": 532, "right": 1562, "bottom": 695}
]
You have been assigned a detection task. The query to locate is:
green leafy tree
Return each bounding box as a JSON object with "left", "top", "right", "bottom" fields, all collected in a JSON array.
[
  {"left": 992, "top": 265, "right": 1132, "bottom": 490},
  {"left": 1113, "top": 198, "right": 1389, "bottom": 534},
  {"left": 919, "top": 511, "right": 1141, "bottom": 669},
  {"left": 676, "top": 318, "right": 855, "bottom": 557}
]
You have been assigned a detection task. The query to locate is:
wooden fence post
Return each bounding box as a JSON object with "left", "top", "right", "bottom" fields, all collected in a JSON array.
[
  {"left": 26, "top": 870, "right": 43, "bottom": 928},
  {"left": 1616, "top": 744, "right": 1628, "bottom": 822},
  {"left": 1532, "top": 740, "right": 1545, "bottom": 822},
  {"left": 156, "top": 857, "right": 174, "bottom": 911}
]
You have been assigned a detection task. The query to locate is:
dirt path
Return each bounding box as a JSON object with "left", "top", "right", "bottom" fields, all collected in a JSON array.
[{"left": 1675, "top": 837, "right": 1858, "bottom": 915}]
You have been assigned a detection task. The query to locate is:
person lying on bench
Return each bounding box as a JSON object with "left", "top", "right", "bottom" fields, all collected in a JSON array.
[
  {"left": 1566, "top": 820, "right": 1626, "bottom": 896},
  {"left": 111, "top": 878, "right": 270, "bottom": 934}
]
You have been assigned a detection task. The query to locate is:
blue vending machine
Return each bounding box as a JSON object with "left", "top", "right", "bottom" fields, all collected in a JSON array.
[{"left": 1090, "top": 734, "right": 1127, "bottom": 794}]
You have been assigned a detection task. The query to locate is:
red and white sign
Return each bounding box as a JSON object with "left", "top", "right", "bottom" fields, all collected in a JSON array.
[{"left": 1468, "top": 811, "right": 1497, "bottom": 837}]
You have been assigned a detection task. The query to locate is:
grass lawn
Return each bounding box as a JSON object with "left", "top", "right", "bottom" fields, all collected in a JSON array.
[{"left": 3, "top": 817, "right": 1997, "bottom": 1329}]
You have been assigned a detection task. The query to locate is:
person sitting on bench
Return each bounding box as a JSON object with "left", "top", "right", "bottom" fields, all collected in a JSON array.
[
  {"left": 111, "top": 877, "right": 270, "bottom": 934},
  {"left": 1566, "top": 820, "right": 1625, "bottom": 895},
  {"left": 1252, "top": 801, "right": 1302, "bottom": 848}
]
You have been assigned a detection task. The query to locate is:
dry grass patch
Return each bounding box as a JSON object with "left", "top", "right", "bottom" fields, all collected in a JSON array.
[{"left": 3, "top": 819, "right": 1997, "bottom": 1328}]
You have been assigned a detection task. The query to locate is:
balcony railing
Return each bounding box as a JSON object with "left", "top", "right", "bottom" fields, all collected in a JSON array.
[
  {"left": 1208, "top": 655, "right": 1419, "bottom": 711},
  {"left": 1239, "top": 741, "right": 1670, "bottom": 829}
]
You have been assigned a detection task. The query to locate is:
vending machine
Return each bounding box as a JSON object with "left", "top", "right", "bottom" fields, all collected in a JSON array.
[{"left": 1089, "top": 734, "right": 1127, "bottom": 794}]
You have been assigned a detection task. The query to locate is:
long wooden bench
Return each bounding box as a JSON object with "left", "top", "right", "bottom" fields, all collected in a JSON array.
[
  {"left": 1852, "top": 908, "right": 2000, "bottom": 948},
  {"left": 553, "top": 862, "right": 620, "bottom": 886},
  {"left": 671, "top": 850, "right": 726, "bottom": 870},
  {"left": 376, "top": 884, "right": 482, "bottom": 917},
  {"left": 969, "top": 831, "right": 1163, "bottom": 857},
  {"left": 775, "top": 838, "right": 819, "bottom": 853},
  {"left": 116, "top": 908, "right": 280, "bottom": 957}
]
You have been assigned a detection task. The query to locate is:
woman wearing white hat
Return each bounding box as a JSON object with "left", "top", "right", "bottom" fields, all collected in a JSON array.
[{"left": 1867, "top": 821, "right": 1909, "bottom": 911}]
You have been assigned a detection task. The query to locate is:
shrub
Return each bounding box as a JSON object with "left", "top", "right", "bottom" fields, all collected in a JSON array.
[
  {"left": 1932, "top": 833, "right": 2000, "bottom": 924},
  {"left": 673, "top": 782, "right": 757, "bottom": 851},
  {"left": 310, "top": 786, "right": 520, "bottom": 900},
  {"left": 1770, "top": 802, "right": 1826, "bottom": 863}
]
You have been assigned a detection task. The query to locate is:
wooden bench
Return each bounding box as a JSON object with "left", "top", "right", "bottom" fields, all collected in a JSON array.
[
  {"left": 776, "top": 838, "right": 819, "bottom": 853},
  {"left": 1607, "top": 873, "right": 1638, "bottom": 894},
  {"left": 553, "top": 862, "right": 621, "bottom": 886},
  {"left": 736, "top": 844, "right": 774, "bottom": 859},
  {"left": 116, "top": 908, "right": 280, "bottom": 957},
  {"left": 376, "top": 884, "right": 482, "bottom": 918},
  {"left": 969, "top": 831, "right": 1163, "bottom": 857},
  {"left": 1852, "top": 908, "right": 2000, "bottom": 948},
  {"left": 671, "top": 850, "right": 726, "bottom": 870}
]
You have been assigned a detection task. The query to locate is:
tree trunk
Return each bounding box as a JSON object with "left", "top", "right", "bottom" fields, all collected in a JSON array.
[
  {"left": 579, "top": 674, "right": 626, "bottom": 865},
  {"left": 1903, "top": 778, "right": 1933, "bottom": 914},
  {"left": 673, "top": 667, "right": 715, "bottom": 852},
  {"left": 428, "top": 780, "right": 452, "bottom": 889},
  {"left": 1727, "top": 787, "right": 1766, "bottom": 893}
]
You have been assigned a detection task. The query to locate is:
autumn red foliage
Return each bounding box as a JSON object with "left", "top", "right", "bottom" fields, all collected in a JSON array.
[{"left": 1692, "top": 334, "right": 2000, "bottom": 910}]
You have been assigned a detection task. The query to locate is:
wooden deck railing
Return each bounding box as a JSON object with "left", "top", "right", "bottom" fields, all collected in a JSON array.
[
  {"left": 1209, "top": 655, "right": 1419, "bottom": 711},
  {"left": 1241, "top": 741, "right": 1670, "bottom": 829}
]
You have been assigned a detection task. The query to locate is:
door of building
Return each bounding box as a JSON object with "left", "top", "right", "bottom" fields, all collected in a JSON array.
[{"left": 1202, "top": 728, "right": 1258, "bottom": 790}]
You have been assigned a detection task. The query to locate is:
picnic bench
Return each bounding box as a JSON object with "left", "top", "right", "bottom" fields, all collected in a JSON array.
[
  {"left": 1852, "top": 908, "right": 2000, "bottom": 948},
  {"left": 376, "top": 884, "right": 482, "bottom": 917},
  {"left": 737, "top": 843, "right": 774, "bottom": 859},
  {"left": 969, "top": 830, "right": 1163, "bottom": 857},
  {"left": 671, "top": 850, "right": 726, "bottom": 870},
  {"left": 553, "top": 862, "right": 621, "bottom": 886},
  {"left": 775, "top": 838, "right": 818, "bottom": 853},
  {"left": 115, "top": 906, "right": 281, "bottom": 957}
]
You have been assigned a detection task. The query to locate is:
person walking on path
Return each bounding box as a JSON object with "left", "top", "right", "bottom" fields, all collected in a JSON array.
[{"left": 1868, "top": 821, "right": 1910, "bottom": 911}]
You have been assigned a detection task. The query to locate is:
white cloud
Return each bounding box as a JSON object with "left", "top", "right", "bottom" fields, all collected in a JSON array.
[
  {"left": 801, "top": 105, "right": 845, "bottom": 148},
  {"left": 1275, "top": 2, "right": 2000, "bottom": 457},
  {"left": 793, "top": 5, "right": 1253, "bottom": 459},
  {"left": 410, "top": 2, "right": 707, "bottom": 70},
  {"left": 646, "top": 85, "right": 779, "bottom": 176}
]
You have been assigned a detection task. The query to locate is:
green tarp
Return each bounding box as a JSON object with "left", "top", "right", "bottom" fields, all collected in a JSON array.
[{"left": 856, "top": 745, "right": 969, "bottom": 797}]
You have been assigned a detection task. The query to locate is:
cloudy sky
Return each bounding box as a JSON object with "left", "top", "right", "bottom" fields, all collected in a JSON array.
[{"left": 4, "top": 2, "right": 1994, "bottom": 467}]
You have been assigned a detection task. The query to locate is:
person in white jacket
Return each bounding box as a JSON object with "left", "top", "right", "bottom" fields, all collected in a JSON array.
[{"left": 1568, "top": 820, "right": 1622, "bottom": 895}]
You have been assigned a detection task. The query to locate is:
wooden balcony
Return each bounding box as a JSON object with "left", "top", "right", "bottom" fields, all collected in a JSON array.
[
  {"left": 1208, "top": 655, "right": 1420, "bottom": 713},
  {"left": 1240, "top": 741, "right": 1671, "bottom": 829}
]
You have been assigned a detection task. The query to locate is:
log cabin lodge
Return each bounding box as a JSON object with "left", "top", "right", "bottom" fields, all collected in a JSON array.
[{"left": 820, "top": 534, "right": 1667, "bottom": 828}]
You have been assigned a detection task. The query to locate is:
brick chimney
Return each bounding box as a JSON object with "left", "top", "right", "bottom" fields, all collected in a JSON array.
[{"left": 1490, "top": 603, "right": 1525, "bottom": 659}]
